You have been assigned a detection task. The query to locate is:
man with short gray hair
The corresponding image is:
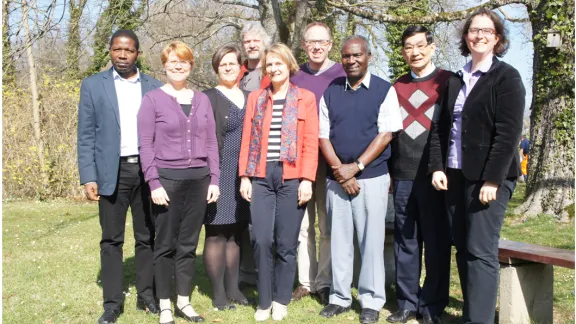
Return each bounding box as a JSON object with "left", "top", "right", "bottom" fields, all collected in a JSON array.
[
  {"left": 237, "top": 22, "right": 271, "bottom": 91},
  {"left": 318, "top": 35, "right": 403, "bottom": 324},
  {"left": 237, "top": 23, "right": 271, "bottom": 288}
]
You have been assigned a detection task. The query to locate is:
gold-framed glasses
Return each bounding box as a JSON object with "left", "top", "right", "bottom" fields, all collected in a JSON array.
[
  {"left": 403, "top": 43, "right": 430, "bottom": 53},
  {"left": 304, "top": 40, "right": 331, "bottom": 47},
  {"left": 468, "top": 28, "right": 496, "bottom": 35}
]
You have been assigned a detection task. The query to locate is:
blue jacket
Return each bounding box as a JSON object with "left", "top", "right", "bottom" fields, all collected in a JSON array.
[{"left": 77, "top": 68, "right": 163, "bottom": 196}]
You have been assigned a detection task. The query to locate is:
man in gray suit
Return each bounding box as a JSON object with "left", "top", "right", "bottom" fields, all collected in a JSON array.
[{"left": 77, "top": 29, "right": 163, "bottom": 324}]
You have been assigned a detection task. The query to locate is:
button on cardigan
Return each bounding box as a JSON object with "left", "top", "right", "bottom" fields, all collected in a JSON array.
[{"left": 137, "top": 88, "right": 220, "bottom": 190}]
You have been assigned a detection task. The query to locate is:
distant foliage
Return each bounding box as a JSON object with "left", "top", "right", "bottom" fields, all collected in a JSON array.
[
  {"left": 383, "top": 1, "right": 432, "bottom": 81},
  {"left": 3, "top": 72, "right": 82, "bottom": 199}
]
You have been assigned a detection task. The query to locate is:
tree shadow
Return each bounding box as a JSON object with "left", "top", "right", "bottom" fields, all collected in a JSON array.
[{"left": 35, "top": 212, "right": 99, "bottom": 240}]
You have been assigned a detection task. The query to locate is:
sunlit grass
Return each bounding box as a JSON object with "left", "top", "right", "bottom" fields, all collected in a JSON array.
[{"left": 3, "top": 187, "right": 574, "bottom": 323}]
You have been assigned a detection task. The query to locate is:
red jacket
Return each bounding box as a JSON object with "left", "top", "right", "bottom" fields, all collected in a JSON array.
[
  {"left": 239, "top": 87, "right": 318, "bottom": 181},
  {"left": 236, "top": 60, "right": 271, "bottom": 89}
]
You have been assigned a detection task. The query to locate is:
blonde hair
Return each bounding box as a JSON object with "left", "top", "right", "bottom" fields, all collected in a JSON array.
[
  {"left": 261, "top": 43, "right": 299, "bottom": 77},
  {"left": 161, "top": 41, "right": 194, "bottom": 68}
]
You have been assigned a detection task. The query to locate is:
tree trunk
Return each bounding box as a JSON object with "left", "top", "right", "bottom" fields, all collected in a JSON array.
[
  {"left": 67, "top": 0, "right": 87, "bottom": 78},
  {"left": 22, "top": 0, "right": 49, "bottom": 196},
  {"left": 259, "top": 0, "right": 280, "bottom": 42},
  {"left": 514, "top": 0, "right": 575, "bottom": 221},
  {"left": 289, "top": 0, "right": 310, "bottom": 55},
  {"left": 3, "top": 0, "right": 15, "bottom": 83}
]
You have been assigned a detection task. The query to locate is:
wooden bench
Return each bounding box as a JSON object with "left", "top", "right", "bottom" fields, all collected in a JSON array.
[
  {"left": 379, "top": 228, "right": 574, "bottom": 324},
  {"left": 498, "top": 239, "right": 575, "bottom": 324}
]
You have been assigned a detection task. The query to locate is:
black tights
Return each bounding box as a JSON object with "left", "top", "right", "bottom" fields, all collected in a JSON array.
[{"left": 204, "top": 223, "right": 248, "bottom": 307}]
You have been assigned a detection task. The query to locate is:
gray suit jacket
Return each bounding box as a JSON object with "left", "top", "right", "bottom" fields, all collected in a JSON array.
[{"left": 77, "top": 68, "right": 163, "bottom": 196}]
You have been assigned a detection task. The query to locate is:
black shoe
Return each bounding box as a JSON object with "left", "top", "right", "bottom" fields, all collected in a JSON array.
[
  {"left": 360, "top": 308, "right": 379, "bottom": 324},
  {"left": 319, "top": 304, "right": 351, "bottom": 318},
  {"left": 98, "top": 309, "right": 119, "bottom": 324},
  {"left": 175, "top": 304, "right": 205, "bottom": 322},
  {"left": 230, "top": 298, "right": 250, "bottom": 306},
  {"left": 386, "top": 309, "right": 416, "bottom": 323},
  {"left": 213, "top": 303, "right": 237, "bottom": 311},
  {"left": 159, "top": 309, "right": 175, "bottom": 324},
  {"left": 137, "top": 297, "right": 160, "bottom": 314},
  {"left": 316, "top": 287, "right": 330, "bottom": 306},
  {"left": 422, "top": 314, "right": 441, "bottom": 324}
]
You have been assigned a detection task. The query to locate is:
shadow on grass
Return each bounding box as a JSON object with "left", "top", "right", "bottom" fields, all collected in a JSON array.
[{"left": 35, "top": 212, "right": 99, "bottom": 240}]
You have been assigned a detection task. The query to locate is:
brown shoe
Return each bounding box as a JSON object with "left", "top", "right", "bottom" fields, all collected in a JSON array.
[{"left": 291, "top": 285, "right": 311, "bottom": 301}]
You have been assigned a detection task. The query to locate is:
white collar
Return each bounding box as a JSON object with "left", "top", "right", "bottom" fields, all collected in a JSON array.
[
  {"left": 112, "top": 68, "right": 141, "bottom": 83},
  {"left": 410, "top": 63, "right": 436, "bottom": 79},
  {"left": 345, "top": 72, "right": 371, "bottom": 91}
]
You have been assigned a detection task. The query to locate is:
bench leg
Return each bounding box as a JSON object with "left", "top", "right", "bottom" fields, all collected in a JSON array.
[{"left": 499, "top": 263, "right": 554, "bottom": 324}]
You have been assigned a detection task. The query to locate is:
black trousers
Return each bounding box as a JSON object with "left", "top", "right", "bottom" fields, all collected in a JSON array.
[
  {"left": 393, "top": 178, "right": 452, "bottom": 317},
  {"left": 99, "top": 161, "right": 155, "bottom": 311},
  {"left": 239, "top": 224, "right": 257, "bottom": 284},
  {"left": 153, "top": 176, "right": 209, "bottom": 299},
  {"left": 250, "top": 162, "right": 306, "bottom": 308},
  {"left": 445, "top": 168, "right": 516, "bottom": 324}
]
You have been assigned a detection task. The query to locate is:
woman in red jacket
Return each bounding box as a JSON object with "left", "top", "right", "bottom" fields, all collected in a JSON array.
[{"left": 238, "top": 43, "right": 319, "bottom": 322}]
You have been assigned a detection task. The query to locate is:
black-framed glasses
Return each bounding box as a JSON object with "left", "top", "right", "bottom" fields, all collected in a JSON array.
[{"left": 468, "top": 28, "right": 496, "bottom": 35}]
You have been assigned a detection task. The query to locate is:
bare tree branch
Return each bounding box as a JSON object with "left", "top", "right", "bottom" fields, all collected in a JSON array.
[
  {"left": 213, "top": 0, "right": 258, "bottom": 10},
  {"left": 497, "top": 7, "right": 530, "bottom": 23},
  {"left": 325, "top": 0, "right": 534, "bottom": 23}
]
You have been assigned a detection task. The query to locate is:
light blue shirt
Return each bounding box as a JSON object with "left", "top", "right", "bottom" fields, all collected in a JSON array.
[{"left": 447, "top": 56, "right": 493, "bottom": 169}]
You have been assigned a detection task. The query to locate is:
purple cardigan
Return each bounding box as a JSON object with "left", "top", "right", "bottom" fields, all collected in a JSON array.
[{"left": 137, "top": 88, "right": 220, "bottom": 190}]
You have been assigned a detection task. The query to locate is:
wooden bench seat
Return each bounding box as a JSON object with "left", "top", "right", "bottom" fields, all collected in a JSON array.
[
  {"left": 497, "top": 239, "right": 575, "bottom": 324},
  {"left": 498, "top": 239, "right": 575, "bottom": 268}
]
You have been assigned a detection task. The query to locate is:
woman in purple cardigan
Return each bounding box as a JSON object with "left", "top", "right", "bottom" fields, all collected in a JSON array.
[{"left": 138, "top": 41, "right": 219, "bottom": 324}]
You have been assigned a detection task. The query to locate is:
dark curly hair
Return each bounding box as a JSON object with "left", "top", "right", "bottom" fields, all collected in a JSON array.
[{"left": 459, "top": 8, "right": 509, "bottom": 57}]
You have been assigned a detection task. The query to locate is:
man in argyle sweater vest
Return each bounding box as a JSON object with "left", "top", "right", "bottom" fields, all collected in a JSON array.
[{"left": 386, "top": 26, "right": 453, "bottom": 324}]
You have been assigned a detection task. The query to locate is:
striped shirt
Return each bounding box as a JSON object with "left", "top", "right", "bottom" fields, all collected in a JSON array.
[{"left": 267, "top": 99, "right": 285, "bottom": 161}]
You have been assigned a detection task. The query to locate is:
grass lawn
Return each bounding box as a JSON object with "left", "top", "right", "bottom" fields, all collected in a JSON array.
[{"left": 3, "top": 184, "right": 574, "bottom": 323}]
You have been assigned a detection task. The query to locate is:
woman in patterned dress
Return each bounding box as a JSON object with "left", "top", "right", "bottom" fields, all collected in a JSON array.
[{"left": 203, "top": 44, "right": 250, "bottom": 311}]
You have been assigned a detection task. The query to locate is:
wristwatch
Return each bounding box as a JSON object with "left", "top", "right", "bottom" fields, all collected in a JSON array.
[{"left": 355, "top": 160, "right": 365, "bottom": 171}]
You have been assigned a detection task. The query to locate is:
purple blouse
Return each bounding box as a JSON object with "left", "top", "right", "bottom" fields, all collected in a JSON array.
[
  {"left": 447, "top": 56, "right": 493, "bottom": 169},
  {"left": 137, "top": 88, "right": 220, "bottom": 190}
]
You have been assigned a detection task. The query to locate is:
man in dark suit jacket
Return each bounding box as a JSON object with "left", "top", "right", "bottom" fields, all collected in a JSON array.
[{"left": 77, "top": 29, "right": 163, "bottom": 324}]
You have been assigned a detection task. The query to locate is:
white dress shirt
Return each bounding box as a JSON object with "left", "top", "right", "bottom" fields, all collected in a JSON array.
[
  {"left": 113, "top": 68, "right": 142, "bottom": 156},
  {"left": 319, "top": 72, "right": 404, "bottom": 139}
]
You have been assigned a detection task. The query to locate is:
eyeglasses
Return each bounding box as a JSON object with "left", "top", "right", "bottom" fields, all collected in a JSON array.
[
  {"left": 218, "top": 62, "right": 239, "bottom": 69},
  {"left": 403, "top": 43, "right": 430, "bottom": 53},
  {"left": 468, "top": 28, "right": 496, "bottom": 36},
  {"left": 304, "top": 40, "right": 332, "bottom": 47},
  {"left": 166, "top": 60, "right": 191, "bottom": 67}
]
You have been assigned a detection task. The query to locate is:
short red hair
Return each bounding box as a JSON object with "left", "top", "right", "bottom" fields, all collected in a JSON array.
[{"left": 161, "top": 41, "right": 194, "bottom": 68}]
